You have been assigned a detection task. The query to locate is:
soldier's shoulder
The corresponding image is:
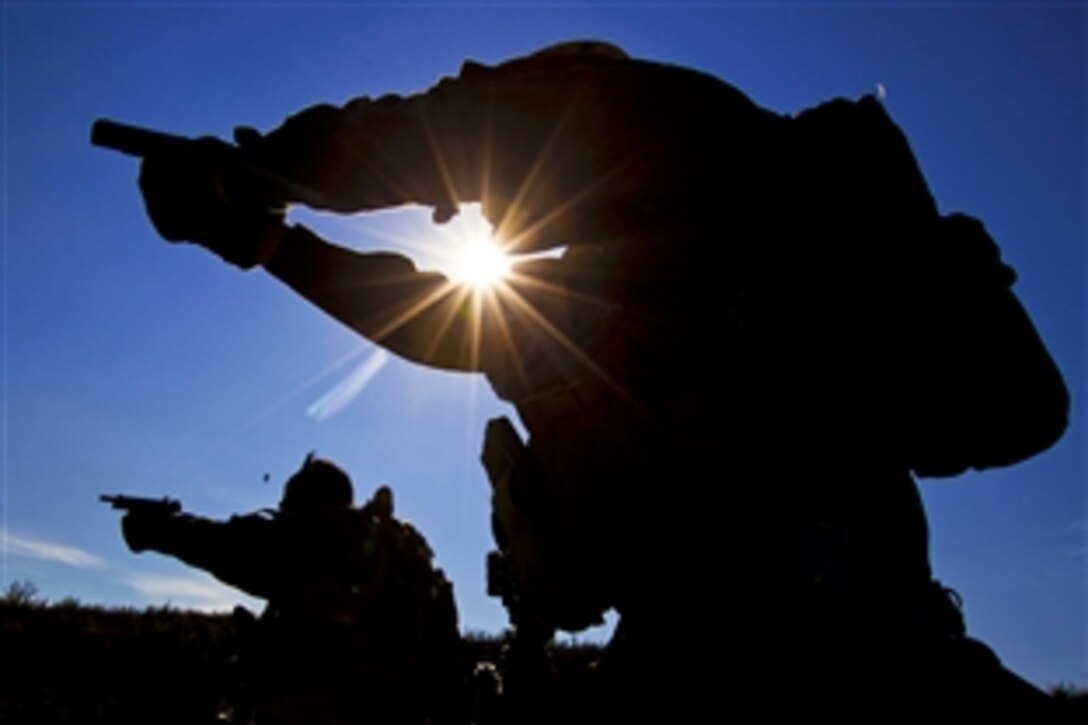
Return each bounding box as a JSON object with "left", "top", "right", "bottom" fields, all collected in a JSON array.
[
  {"left": 457, "top": 40, "right": 629, "bottom": 80},
  {"left": 526, "top": 40, "right": 629, "bottom": 62}
]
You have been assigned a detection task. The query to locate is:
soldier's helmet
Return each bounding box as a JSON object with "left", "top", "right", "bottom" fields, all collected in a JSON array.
[{"left": 279, "top": 452, "right": 354, "bottom": 511}]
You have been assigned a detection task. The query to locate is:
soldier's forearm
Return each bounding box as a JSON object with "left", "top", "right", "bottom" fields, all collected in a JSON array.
[
  {"left": 144, "top": 514, "right": 279, "bottom": 600},
  {"left": 245, "top": 48, "right": 621, "bottom": 220},
  {"left": 264, "top": 225, "right": 483, "bottom": 373},
  {"left": 247, "top": 90, "right": 483, "bottom": 218}
]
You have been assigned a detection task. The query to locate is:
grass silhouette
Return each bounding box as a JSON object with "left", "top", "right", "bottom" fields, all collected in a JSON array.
[
  {"left": 2, "top": 583, "right": 1082, "bottom": 723},
  {"left": 0, "top": 584, "right": 601, "bottom": 723}
]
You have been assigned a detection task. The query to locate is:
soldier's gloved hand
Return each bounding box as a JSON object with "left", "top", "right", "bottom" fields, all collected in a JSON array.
[
  {"left": 120, "top": 510, "right": 164, "bottom": 553},
  {"left": 138, "top": 138, "right": 288, "bottom": 270}
]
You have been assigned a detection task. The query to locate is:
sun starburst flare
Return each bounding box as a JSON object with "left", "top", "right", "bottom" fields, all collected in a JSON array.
[
  {"left": 451, "top": 237, "right": 513, "bottom": 289},
  {"left": 432, "top": 203, "right": 514, "bottom": 291}
]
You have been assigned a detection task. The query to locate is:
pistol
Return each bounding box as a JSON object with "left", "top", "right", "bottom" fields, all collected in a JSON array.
[
  {"left": 90, "top": 119, "right": 191, "bottom": 158},
  {"left": 100, "top": 494, "right": 182, "bottom": 516},
  {"left": 90, "top": 118, "right": 324, "bottom": 207}
]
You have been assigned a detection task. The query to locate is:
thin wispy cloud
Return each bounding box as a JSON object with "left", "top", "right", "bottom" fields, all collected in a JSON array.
[
  {"left": 1, "top": 530, "right": 106, "bottom": 569},
  {"left": 124, "top": 572, "right": 258, "bottom": 612},
  {"left": 1056, "top": 517, "right": 1088, "bottom": 535},
  {"left": 1052, "top": 517, "right": 1087, "bottom": 560}
]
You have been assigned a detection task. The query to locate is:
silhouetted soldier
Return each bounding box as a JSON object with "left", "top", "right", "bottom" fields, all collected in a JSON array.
[
  {"left": 131, "top": 42, "right": 1068, "bottom": 718},
  {"left": 119, "top": 454, "right": 465, "bottom": 724}
]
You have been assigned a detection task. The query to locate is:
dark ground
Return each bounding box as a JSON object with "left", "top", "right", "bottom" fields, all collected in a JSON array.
[
  {"left": 0, "top": 593, "right": 601, "bottom": 724},
  {"left": 2, "top": 593, "right": 1084, "bottom": 724}
]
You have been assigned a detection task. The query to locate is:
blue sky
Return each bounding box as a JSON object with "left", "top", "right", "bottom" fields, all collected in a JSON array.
[{"left": 2, "top": 3, "right": 1084, "bottom": 689}]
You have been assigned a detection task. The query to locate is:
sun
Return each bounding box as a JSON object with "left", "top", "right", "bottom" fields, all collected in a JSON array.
[
  {"left": 449, "top": 235, "right": 512, "bottom": 289},
  {"left": 436, "top": 204, "right": 513, "bottom": 290}
]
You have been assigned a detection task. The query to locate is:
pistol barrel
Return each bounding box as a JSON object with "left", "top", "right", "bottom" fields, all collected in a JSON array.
[{"left": 90, "top": 119, "right": 189, "bottom": 158}]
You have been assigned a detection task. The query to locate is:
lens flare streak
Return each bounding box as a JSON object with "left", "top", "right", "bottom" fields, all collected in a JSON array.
[{"left": 307, "top": 348, "right": 390, "bottom": 421}]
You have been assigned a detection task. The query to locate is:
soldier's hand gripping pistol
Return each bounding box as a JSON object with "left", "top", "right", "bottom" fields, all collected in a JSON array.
[
  {"left": 100, "top": 493, "right": 183, "bottom": 553},
  {"left": 91, "top": 119, "right": 324, "bottom": 269}
]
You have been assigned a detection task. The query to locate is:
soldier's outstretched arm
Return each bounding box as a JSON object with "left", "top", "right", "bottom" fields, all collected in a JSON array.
[
  {"left": 121, "top": 509, "right": 281, "bottom": 599},
  {"left": 137, "top": 43, "right": 652, "bottom": 370},
  {"left": 241, "top": 42, "right": 637, "bottom": 230},
  {"left": 137, "top": 43, "right": 758, "bottom": 368}
]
